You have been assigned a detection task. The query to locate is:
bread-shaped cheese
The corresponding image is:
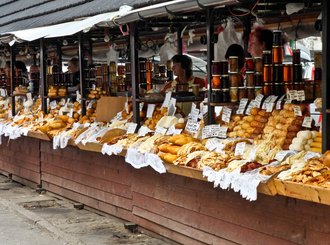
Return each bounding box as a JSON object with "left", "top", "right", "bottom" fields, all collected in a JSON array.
[
  {"left": 158, "top": 152, "right": 178, "bottom": 164},
  {"left": 158, "top": 143, "right": 181, "bottom": 155},
  {"left": 156, "top": 116, "right": 178, "bottom": 129},
  {"left": 99, "top": 128, "right": 126, "bottom": 144}
]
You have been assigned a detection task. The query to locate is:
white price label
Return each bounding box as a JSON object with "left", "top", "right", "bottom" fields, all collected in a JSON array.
[
  {"left": 146, "top": 104, "right": 156, "bottom": 118},
  {"left": 214, "top": 106, "right": 222, "bottom": 117},
  {"left": 87, "top": 101, "right": 93, "bottom": 109},
  {"left": 284, "top": 99, "right": 292, "bottom": 104},
  {"left": 202, "top": 124, "right": 221, "bottom": 139},
  {"left": 166, "top": 125, "right": 182, "bottom": 135},
  {"left": 255, "top": 94, "right": 264, "bottom": 108},
  {"left": 245, "top": 100, "right": 258, "bottom": 115},
  {"left": 218, "top": 127, "right": 228, "bottom": 139},
  {"left": 185, "top": 119, "right": 200, "bottom": 134},
  {"left": 270, "top": 96, "right": 278, "bottom": 103},
  {"left": 50, "top": 100, "right": 57, "bottom": 110},
  {"left": 221, "top": 107, "right": 232, "bottom": 123},
  {"left": 116, "top": 111, "right": 123, "bottom": 120},
  {"left": 266, "top": 102, "right": 274, "bottom": 112},
  {"left": 288, "top": 90, "right": 298, "bottom": 101},
  {"left": 235, "top": 142, "right": 246, "bottom": 156},
  {"left": 65, "top": 98, "right": 71, "bottom": 106},
  {"left": 236, "top": 98, "right": 248, "bottom": 114},
  {"left": 26, "top": 93, "right": 32, "bottom": 101},
  {"left": 190, "top": 108, "right": 200, "bottom": 122},
  {"left": 139, "top": 102, "right": 144, "bottom": 112},
  {"left": 293, "top": 105, "right": 302, "bottom": 116},
  {"left": 302, "top": 116, "right": 312, "bottom": 128},
  {"left": 205, "top": 138, "right": 219, "bottom": 151},
  {"left": 167, "top": 103, "right": 176, "bottom": 116},
  {"left": 297, "top": 90, "right": 305, "bottom": 102},
  {"left": 68, "top": 108, "right": 74, "bottom": 118},
  {"left": 155, "top": 126, "right": 167, "bottom": 135},
  {"left": 162, "top": 91, "right": 172, "bottom": 108},
  {"left": 138, "top": 126, "right": 152, "bottom": 136},
  {"left": 0, "top": 89, "right": 6, "bottom": 97},
  {"left": 126, "top": 123, "right": 137, "bottom": 134}
]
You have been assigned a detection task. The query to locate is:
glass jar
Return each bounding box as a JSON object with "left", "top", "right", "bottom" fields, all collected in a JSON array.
[
  {"left": 219, "top": 60, "right": 228, "bottom": 75},
  {"left": 304, "top": 80, "right": 314, "bottom": 101},
  {"left": 293, "top": 64, "right": 302, "bottom": 83},
  {"left": 211, "top": 75, "right": 221, "bottom": 89},
  {"left": 229, "top": 56, "right": 238, "bottom": 72},
  {"left": 229, "top": 72, "right": 239, "bottom": 87},
  {"left": 273, "top": 83, "right": 283, "bottom": 96},
  {"left": 222, "top": 89, "right": 230, "bottom": 102},
  {"left": 246, "top": 71, "right": 255, "bottom": 87},
  {"left": 314, "top": 81, "right": 321, "bottom": 98},
  {"left": 283, "top": 64, "right": 292, "bottom": 83},
  {"left": 263, "top": 65, "right": 272, "bottom": 83},
  {"left": 212, "top": 61, "right": 221, "bottom": 75},
  {"left": 254, "top": 57, "right": 263, "bottom": 72},
  {"left": 272, "top": 46, "right": 284, "bottom": 64},
  {"left": 273, "top": 30, "right": 283, "bottom": 46},
  {"left": 272, "top": 64, "right": 283, "bottom": 83},
  {"left": 254, "top": 72, "right": 263, "bottom": 86},
  {"left": 292, "top": 49, "right": 301, "bottom": 64},
  {"left": 263, "top": 83, "right": 273, "bottom": 96},
  {"left": 211, "top": 89, "right": 222, "bottom": 103},
  {"left": 262, "top": 50, "right": 272, "bottom": 65},
  {"left": 229, "top": 87, "right": 238, "bottom": 102},
  {"left": 245, "top": 58, "right": 254, "bottom": 71},
  {"left": 247, "top": 87, "right": 255, "bottom": 100},
  {"left": 221, "top": 75, "right": 230, "bottom": 89}
]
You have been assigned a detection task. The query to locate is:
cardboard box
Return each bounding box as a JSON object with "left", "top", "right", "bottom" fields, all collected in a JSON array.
[{"left": 96, "top": 96, "right": 127, "bottom": 122}]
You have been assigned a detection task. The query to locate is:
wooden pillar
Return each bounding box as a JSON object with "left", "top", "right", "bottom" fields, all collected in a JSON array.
[
  {"left": 40, "top": 38, "right": 47, "bottom": 114},
  {"left": 130, "top": 22, "right": 140, "bottom": 125},
  {"left": 322, "top": 0, "right": 330, "bottom": 152},
  {"left": 10, "top": 45, "right": 16, "bottom": 116},
  {"left": 78, "top": 32, "right": 86, "bottom": 116}
]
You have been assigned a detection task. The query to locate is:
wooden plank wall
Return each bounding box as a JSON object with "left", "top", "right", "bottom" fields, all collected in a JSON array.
[
  {"left": 0, "top": 136, "right": 40, "bottom": 187},
  {"left": 0, "top": 138, "right": 329, "bottom": 245},
  {"left": 40, "top": 141, "right": 134, "bottom": 222}
]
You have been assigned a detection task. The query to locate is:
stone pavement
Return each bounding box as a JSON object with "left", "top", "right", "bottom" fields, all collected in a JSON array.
[{"left": 0, "top": 174, "right": 174, "bottom": 245}]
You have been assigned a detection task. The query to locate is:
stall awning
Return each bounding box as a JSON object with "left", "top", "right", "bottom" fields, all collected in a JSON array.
[
  {"left": 3, "top": 10, "right": 121, "bottom": 44},
  {"left": 114, "top": 0, "right": 238, "bottom": 24}
]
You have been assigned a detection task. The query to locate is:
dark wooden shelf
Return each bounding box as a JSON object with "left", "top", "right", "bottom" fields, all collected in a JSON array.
[
  {"left": 43, "top": 94, "right": 77, "bottom": 99},
  {"left": 206, "top": 102, "right": 239, "bottom": 107},
  {"left": 137, "top": 96, "right": 204, "bottom": 104}
]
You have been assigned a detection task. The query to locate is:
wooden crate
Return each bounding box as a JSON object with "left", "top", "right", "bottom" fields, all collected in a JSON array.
[
  {"left": 164, "top": 163, "right": 206, "bottom": 181},
  {"left": 76, "top": 142, "right": 102, "bottom": 153},
  {"left": 257, "top": 177, "right": 277, "bottom": 196},
  {"left": 274, "top": 179, "right": 330, "bottom": 206},
  {"left": 27, "top": 130, "right": 50, "bottom": 141}
]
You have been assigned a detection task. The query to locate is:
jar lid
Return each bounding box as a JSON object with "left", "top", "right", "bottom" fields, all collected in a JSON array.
[
  {"left": 245, "top": 71, "right": 255, "bottom": 74},
  {"left": 230, "top": 87, "right": 238, "bottom": 89},
  {"left": 246, "top": 86, "right": 255, "bottom": 89},
  {"left": 254, "top": 72, "right": 262, "bottom": 75},
  {"left": 254, "top": 86, "right": 263, "bottom": 89},
  {"left": 273, "top": 64, "right": 283, "bottom": 67},
  {"left": 228, "top": 72, "right": 239, "bottom": 75},
  {"left": 222, "top": 89, "right": 230, "bottom": 92},
  {"left": 220, "top": 75, "right": 229, "bottom": 78},
  {"left": 254, "top": 57, "right": 262, "bottom": 60},
  {"left": 229, "top": 56, "right": 238, "bottom": 59},
  {"left": 238, "top": 86, "right": 246, "bottom": 89}
]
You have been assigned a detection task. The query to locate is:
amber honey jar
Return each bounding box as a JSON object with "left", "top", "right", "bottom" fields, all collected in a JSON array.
[
  {"left": 246, "top": 71, "right": 255, "bottom": 87},
  {"left": 283, "top": 64, "right": 292, "bottom": 83},
  {"left": 263, "top": 83, "right": 273, "bottom": 96},
  {"left": 272, "top": 46, "right": 283, "bottom": 64},
  {"left": 254, "top": 72, "right": 263, "bottom": 86},
  {"left": 229, "top": 87, "right": 238, "bottom": 102},
  {"left": 229, "top": 56, "right": 238, "bottom": 72},
  {"left": 229, "top": 72, "right": 240, "bottom": 87},
  {"left": 263, "top": 65, "right": 272, "bottom": 83},
  {"left": 211, "top": 75, "right": 221, "bottom": 89},
  {"left": 254, "top": 57, "right": 262, "bottom": 72},
  {"left": 273, "top": 30, "right": 283, "bottom": 46}
]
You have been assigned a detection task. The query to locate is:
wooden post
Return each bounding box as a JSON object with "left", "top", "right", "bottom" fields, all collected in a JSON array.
[
  {"left": 78, "top": 32, "right": 86, "bottom": 116},
  {"left": 130, "top": 22, "right": 140, "bottom": 126},
  {"left": 10, "top": 45, "right": 16, "bottom": 116},
  {"left": 40, "top": 38, "right": 47, "bottom": 114}
]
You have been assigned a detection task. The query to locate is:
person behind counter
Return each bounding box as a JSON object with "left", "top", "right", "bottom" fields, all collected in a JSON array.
[
  {"left": 67, "top": 57, "right": 80, "bottom": 93},
  {"left": 248, "top": 27, "right": 273, "bottom": 57},
  {"left": 162, "top": 54, "right": 206, "bottom": 92}
]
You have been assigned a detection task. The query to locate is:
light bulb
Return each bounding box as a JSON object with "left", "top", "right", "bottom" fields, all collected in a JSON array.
[{"left": 62, "top": 39, "right": 68, "bottom": 46}]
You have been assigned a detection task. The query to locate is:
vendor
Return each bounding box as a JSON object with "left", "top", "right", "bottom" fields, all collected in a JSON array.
[
  {"left": 248, "top": 27, "right": 273, "bottom": 57},
  {"left": 67, "top": 57, "right": 80, "bottom": 93},
  {"left": 162, "top": 54, "right": 206, "bottom": 92}
]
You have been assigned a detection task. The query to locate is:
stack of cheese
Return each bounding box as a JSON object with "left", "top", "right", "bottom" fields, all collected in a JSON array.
[
  {"left": 263, "top": 104, "right": 303, "bottom": 149},
  {"left": 228, "top": 108, "right": 270, "bottom": 139},
  {"left": 289, "top": 130, "right": 319, "bottom": 152},
  {"left": 305, "top": 131, "right": 322, "bottom": 153}
]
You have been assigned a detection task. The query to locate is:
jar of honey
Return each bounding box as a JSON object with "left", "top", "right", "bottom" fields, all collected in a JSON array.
[
  {"left": 221, "top": 75, "right": 230, "bottom": 89},
  {"left": 263, "top": 65, "right": 272, "bottom": 83},
  {"left": 246, "top": 71, "right": 255, "bottom": 87},
  {"left": 211, "top": 75, "right": 221, "bottom": 89},
  {"left": 212, "top": 61, "right": 221, "bottom": 75},
  {"left": 292, "top": 49, "right": 301, "bottom": 64},
  {"left": 229, "top": 87, "right": 238, "bottom": 102},
  {"left": 293, "top": 64, "right": 302, "bottom": 83},
  {"left": 245, "top": 58, "right": 254, "bottom": 71},
  {"left": 272, "top": 64, "right": 283, "bottom": 83},
  {"left": 273, "top": 30, "right": 283, "bottom": 46},
  {"left": 254, "top": 72, "right": 263, "bottom": 86},
  {"left": 283, "top": 64, "right": 292, "bottom": 83},
  {"left": 229, "top": 56, "right": 238, "bottom": 72},
  {"left": 272, "top": 46, "right": 283, "bottom": 64},
  {"left": 263, "top": 83, "right": 273, "bottom": 96},
  {"left": 254, "top": 57, "right": 263, "bottom": 72},
  {"left": 219, "top": 60, "right": 229, "bottom": 75},
  {"left": 247, "top": 87, "right": 255, "bottom": 100},
  {"left": 262, "top": 50, "right": 272, "bottom": 65}
]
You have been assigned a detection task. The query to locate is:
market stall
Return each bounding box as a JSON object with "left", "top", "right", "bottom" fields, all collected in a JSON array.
[{"left": 0, "top": 0, "right": 329, "bottom": 244}]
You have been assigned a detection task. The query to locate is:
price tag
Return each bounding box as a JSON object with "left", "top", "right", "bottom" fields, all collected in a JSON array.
[
  {"left": 293, "top": 105, "right": 302, "bottom": 116},
  {"left": 284, "top": 99, "right": 292, "bottom": 105},
  {"left": 162, "top": 91, "right": 172, "bottom": 108},
  {"left": 270, "top": 95, "right": 278, "bottom": 103},
  {"left": 214, "top": 106, "right": 222, "bottom": 117},
  {"left": 76, "top": 90, "right": 81, "bottom": 103},
  {"left": 116, "top": 111, "right": 123, "bottom": 121},
  {"left": 87, "top": 101, "right": 93, "bottom": 109},
  {"left": 138, "top": 125, "right": 152, "bottom": 136},
  {"left": 235, "top": 142, "right": 246, "bottom": 156},
  {"left": 261, "top": 97, "right": 271, "bottom": 110},
  {"left": 126, "top": 122, "right": 137, "bottom": 134},
  {"left": 166, "top": 125, "right": 182, "bottom": 135},
  {"left": 302, "top": 116, "right": 312, "bottom": 128},
  {"left": 167, "top": 103, "right": 176, "bottom": 116},
  {"left": 221, "top": 107, "right": 232, "bottom": 123},
  {"left": 0, "top": 89, "right": 6, "bottom": 97},
  {"left": 266, "top": 102, "right": 274, "bottom": 112},
  {"left": 255, "top": 94, "right": 264, "bottom": 108},
  {"left": 50, "top": 100, "right": 57, "bottom": 110},
  {"left": 245, "top": 100, "right": 258, "bottom": 115},
  {"left": 202, "top": 124, "right": 221, "bottom": 139},
  {"left": 139, "top": 102, "right": 144, "bottom": 112},
  {"left": 26, "top": 93, "right": 32, "bottom": 101},
  {"left": 68, "top": 108, "right": 74, "bottom": 118},
  {"left": 236, "top": 98, "right": 248, "bottom": 114},
  {"left": 185, "top": 119, "right": 200, "bottom": 134},
  {"left": 218, "top": 127, "right": 228, "bottom": 139},
  {"left": 288, "top": 90, "right": 298, "bottom": 101},
  {"left": 275, "top": 150, "right": 294, "bottom": 162},
  {"left": 297, "top": 90, "right": 305, "bottom": 102},
  {"left": 205, "top": 138, "right": 219, "bottom": 151},
  {"left": 155, "top": 126, "right": 167, "bottom": 135},
  {"left": 146, "top": 104, "right": 156, "bottom": 118},
  {"left": 199, "top": 105, "right": 208, "bottom": 119},
  {"left": 65, "top": 98, "right": 71, "bottom": 106},
  {"left": 190, "top": 108, "right": 200, "bottom": 122}
]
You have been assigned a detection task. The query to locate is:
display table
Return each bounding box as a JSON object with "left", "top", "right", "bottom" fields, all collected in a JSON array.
[{"left": 0, "top": 135, "right": 329, "bottom": 244}]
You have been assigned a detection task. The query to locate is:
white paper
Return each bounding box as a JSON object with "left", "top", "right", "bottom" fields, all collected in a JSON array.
[
  {"left": 146, "top": 104, "right": 156, "bottom": 118},
  {"left": 145, "top": 153, "right": 166, "bottom": 174},
  {"left": 221, "top": 107, "right": 232, "bottom": 123},
  {"left": 126, "top": 122, "right": 137, "bottom": 134},
  {"left": 302, "top": 116, "right": 312, "bottom": 128}
]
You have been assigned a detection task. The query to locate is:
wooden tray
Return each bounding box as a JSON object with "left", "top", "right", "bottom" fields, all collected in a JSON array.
[
  {"left": 274, "top": 179, "right": 330, "bottom": 205},
  {"left": 27, "top": 130, "right": 51, "bottom": 141},
  {"left": 164, "top": 163, "right": 206, "bottom": 181},
  {"left": 76, "top": 142, "right": 102, "bottom": 153},
  {"left": 257, "top": 177, "right": 277, "bottom": 196}
]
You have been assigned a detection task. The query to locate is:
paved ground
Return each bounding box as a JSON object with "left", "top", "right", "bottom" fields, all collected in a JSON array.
[{"left": 0, "top": 174, "right": 173, "bottom": 245}]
